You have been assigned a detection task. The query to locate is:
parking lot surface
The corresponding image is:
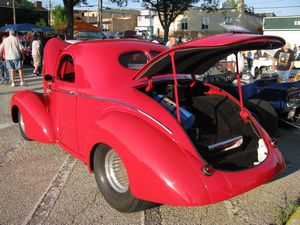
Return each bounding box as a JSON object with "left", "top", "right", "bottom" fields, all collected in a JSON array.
[{"left": 0, "top": 68, "right": 299, "bottom": 225}]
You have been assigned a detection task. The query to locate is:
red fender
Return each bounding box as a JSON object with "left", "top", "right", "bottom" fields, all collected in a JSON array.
[
  {"left": 83, "top": 109, "right": 239, "bottom": 206},
  {"left": 11, "top": 91, "right": 56, "bottom": 143}
]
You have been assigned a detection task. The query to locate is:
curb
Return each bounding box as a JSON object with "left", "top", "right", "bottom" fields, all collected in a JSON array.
[{"left": 287, "top": 206, "right": 300, "bottom": 225}]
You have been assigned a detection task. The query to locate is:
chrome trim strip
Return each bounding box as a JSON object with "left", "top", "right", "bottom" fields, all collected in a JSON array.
[
  {"left": 208, "top": 135, "right": 243, "bottom": 152},
  {"left": 136, "top": 109, "right": 173, "bottom": 134},
  {"left": 51, "top": 89, "right": 173, "bottom": 134}
]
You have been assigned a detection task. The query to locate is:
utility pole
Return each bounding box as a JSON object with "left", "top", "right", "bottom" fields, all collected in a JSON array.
[
  {"left": 48, "top": 0, "right": 52, "bottom": 26},
  {"left": 97, "top": 0, "right": 102, "bottom": 31},
  {"left": 12, "top": 0, "right": 16, "bottom": 24}
]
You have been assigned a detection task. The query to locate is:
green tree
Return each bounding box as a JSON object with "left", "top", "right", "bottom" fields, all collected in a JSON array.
[
  {"left": 19, "top": 0, "right": 34, "bottom": 9},
  {"left": 63, "top": 0, "right": 87, "bottom": 39},
  {"left": 224, "top": 0, "right": 237, "bottom": 8},
  {"left": 52, "top": 5, "right": 68, "bottom": 31},
  {"left": 36, "top": 18, "right": 47, "bottom": 26},
  {"left": 110, "top": 0, "right": 219, "bottom": 42}
]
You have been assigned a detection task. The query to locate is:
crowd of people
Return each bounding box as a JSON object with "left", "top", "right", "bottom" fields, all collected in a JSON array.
[
  {"left": 0, "top": 31, "right": 299, "bottom": 86},
  {"left": 0, "top": 30, "right": 44, "bottom": 87}
]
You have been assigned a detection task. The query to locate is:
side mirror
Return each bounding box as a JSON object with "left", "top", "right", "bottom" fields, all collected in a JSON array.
[{"left": 44, "top": 74, "right": 54, "bottom": 82}]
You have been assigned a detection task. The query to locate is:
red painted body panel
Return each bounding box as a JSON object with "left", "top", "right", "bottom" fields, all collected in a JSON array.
[
  {"left": 11, "top": 91, "right": 55, "bottom": 143},
  {"left": 11, "top": 34, "right": 285, "bottom": 206}
]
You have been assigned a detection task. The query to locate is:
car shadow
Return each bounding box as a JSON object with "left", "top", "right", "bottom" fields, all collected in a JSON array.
[
  {"left": 0, "top": 86, "right": 43, "bottom": 96},
  {"left": 270, "top": 127, "right": 300, "bottom": 180}
]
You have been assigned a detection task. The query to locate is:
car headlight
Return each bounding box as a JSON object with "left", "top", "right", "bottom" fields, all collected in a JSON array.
[{"left": 286, "top": 101, "right": 296, "bottom": 108}]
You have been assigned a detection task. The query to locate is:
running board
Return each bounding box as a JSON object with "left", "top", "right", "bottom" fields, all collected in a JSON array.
[{"left": 279, "top": 118, "right": 300, "bottom": 129}]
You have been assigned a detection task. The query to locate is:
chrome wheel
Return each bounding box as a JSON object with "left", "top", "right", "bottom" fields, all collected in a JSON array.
[
  {"left": 19, "top": 111, "right": 25, "bottom": 133},
  {"left": 104, "top": 149, "right": 129, "bottom": 193}
]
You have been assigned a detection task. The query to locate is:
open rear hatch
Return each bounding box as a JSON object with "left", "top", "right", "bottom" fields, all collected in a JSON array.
[{"left": 134, "top": 34, "right": 285, "bottom": 171}]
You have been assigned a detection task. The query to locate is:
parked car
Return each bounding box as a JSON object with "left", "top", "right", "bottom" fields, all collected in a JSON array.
[
  {"left": 205, "top": 68, "right": 300, "bottom": 136},
  {"left": 250, "top": 49, "right": 300, "bottom": 76},
  {"left": 74, "top": 31, "right": 106, "bottom": 40},
  {"left": 11, "top": 34, "right": 285, "bottom": 213}
]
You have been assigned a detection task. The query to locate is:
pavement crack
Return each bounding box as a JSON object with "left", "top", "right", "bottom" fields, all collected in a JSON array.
[
  {"left": 22, "top": 155, "right": 77, "bottom": 225},
  {"left": 0, "top": 140, "right": 26, "bottom": 166},
  {"left": 143, "top": 206, "right": 162, "bottom": 225},
  {"left": 70, "top": 191, "right": 100, "bottom": 224}
]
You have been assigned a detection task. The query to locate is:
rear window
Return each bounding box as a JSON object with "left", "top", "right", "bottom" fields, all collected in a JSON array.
[
  {"left": 149, "top": 50, "right": 161, "bottom": 58},
  {"left": 57, "top": 55, "right": 75, "bottom": 82},
  {"left": 119, "top": 51, "right": 148, "bottom": 70}
]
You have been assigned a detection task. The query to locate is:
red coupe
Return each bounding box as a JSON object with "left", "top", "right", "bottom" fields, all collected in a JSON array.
[{"left": 11, "top": 34, "right": 285, "bottom": 212}]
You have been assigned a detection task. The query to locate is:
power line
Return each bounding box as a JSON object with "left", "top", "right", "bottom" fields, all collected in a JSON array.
[{"left": 254, "top": 5, "right": 300, "bottom": 9}]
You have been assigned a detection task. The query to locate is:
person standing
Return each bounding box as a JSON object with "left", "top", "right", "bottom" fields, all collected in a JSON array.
[
  {"left": 272, "top": 43, "right": 295, "bottom": 82},
  {"left": 226, "top": 52, "right": 244, "bottom": 74},
  {"left": 0, "top": 30, "right": 25, "bottom": 87},
  {"left": 295, "top": 45, "right": 300, "bottom": 60},
  {"left": 245, "top": 50, "right": 255, "bottom": 71},
  {"left": 0, "top": 38, "right": 9, "bottom": 85},
  {"left": 166, "top": 36, "right": 177, "bottom": 48},
  {"left": 31, "top": 34, "right": 41, "bottom": 76}
]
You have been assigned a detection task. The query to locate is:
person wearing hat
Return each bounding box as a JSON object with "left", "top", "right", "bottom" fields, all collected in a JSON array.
[
  {"left": 0, "top": 30, "right": 25, "bottom": 86},
  {"left": 272, "top": 43, "right": 295, "bottom": 82}
]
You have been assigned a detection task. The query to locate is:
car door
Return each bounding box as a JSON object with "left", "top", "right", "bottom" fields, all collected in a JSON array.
[{"left": 53, "top": 54, "right": 78, "bottom": 152}]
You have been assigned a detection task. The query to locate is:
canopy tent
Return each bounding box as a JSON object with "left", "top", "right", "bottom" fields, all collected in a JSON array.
[
  {"left": 0, "top": 23, "right": 54, "bottom": 33},
  {"left": 57, "top": 19, "right": 99, "bottom": 32}
]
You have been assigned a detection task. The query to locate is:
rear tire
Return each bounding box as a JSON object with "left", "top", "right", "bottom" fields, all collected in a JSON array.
[
  {"left": 93, "top": 144, "right": 157, "bottom": 212},
  {"left": 245, "top": 99, "right": 278, "bottom": 137},
  {"left": 18, "top": 110, "right": 31, "bottom": 141}
]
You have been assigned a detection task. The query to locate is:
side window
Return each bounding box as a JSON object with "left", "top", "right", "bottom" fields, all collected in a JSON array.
[
  {"left": 58, "top": 55, "right": 75, "bottom": 83},
  {"left": 119, "top": 51, "right": 148, "bottom": 70}
]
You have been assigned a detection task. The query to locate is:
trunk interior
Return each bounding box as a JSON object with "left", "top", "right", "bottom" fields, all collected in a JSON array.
[{"left": 140, "top": 80, "right": 266, "bottom": 171}]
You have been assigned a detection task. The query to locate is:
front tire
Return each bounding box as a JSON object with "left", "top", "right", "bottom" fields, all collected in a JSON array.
[
  {"left": 93, "top": 144, "right": 156, "bottom": 212},
  {"left": 18, "top": 110, "right": 31, "bottom": 140}
]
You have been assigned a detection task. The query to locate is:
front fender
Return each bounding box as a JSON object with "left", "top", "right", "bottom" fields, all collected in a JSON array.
[
  {"left": 11, "top": 91, "right": 55, "bottom": 143},
  {"left": 84, "top": 109, "right": 235, "bottom": 206}
]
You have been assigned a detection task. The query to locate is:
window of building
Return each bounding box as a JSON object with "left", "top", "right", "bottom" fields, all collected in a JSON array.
[
  {"left": 202, "top": 16, "right": 209, "bottom": 31},
  {"left": 224, "top": 16, "right": 232, "bottom": 22},
  {"left": 181, "top": 18, "right": 188, "bottom": 30}
]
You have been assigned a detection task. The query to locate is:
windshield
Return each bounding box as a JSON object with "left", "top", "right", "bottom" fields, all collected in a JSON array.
[{"left": 76, "top": 31, "right": 105, "bottom": 40}]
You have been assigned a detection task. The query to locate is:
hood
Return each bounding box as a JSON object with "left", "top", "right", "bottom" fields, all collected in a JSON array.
[{"left": 134, "top": 33, "right": 285, "bottom": 80}]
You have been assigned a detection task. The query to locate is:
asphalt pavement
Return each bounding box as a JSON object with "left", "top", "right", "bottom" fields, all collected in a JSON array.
[{"left": 0, "top": 67, "right": 300, "bottom": 225}]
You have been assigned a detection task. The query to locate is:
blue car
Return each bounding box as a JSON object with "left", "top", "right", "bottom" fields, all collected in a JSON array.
[{"left": 205, "top": 72, "right": 300, "bottom": 136}]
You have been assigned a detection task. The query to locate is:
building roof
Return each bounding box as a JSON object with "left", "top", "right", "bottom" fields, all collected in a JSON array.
[
  {"left": 0, "top": 0, "right": 21, "bottom": 7},
  {"left": 264, "top": 16, "right": 300, "bottom": 30},
  {"left": 56, "top": 18, "right": 99, "bottom": 32}
]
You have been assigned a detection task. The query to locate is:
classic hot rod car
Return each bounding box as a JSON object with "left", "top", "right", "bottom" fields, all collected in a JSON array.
[{"left": 11, "top": 34, "right": 285, "bottom": 212}]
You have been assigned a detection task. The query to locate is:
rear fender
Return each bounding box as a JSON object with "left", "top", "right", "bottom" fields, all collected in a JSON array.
[
  {"left": 11, "top": 91, "right": 55, "bottom": 143},
  {"left": 84, "top": 109, "right": 216, "bottom": 206}
]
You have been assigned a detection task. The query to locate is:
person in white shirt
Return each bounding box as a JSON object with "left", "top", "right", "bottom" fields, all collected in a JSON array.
[
  {"left": 226, "top": 52, "right": 244, "bottom": 74},
  {"left": 31, "top": 34, "right": 41, "bottom": 76},
  {"left": 165, "top": 36, "right": 177, "bottom": 48},
  {"left": 0, "top": 30, "right": 25, "bottom": 87}
]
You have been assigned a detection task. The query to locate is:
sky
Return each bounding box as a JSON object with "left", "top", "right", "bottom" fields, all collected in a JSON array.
[{"left": 43, "top": 0, "right": 300, "bottom": 17}]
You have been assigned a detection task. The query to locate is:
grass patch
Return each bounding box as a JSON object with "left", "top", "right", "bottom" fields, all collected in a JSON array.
[{"left": 275, "top": 195, "right": 300, "bottom": 225}]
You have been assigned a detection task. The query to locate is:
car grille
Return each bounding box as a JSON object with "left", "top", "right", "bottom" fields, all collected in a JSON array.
[{"left": 287, "top": 89, "right": 300, "bottom": 107}]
